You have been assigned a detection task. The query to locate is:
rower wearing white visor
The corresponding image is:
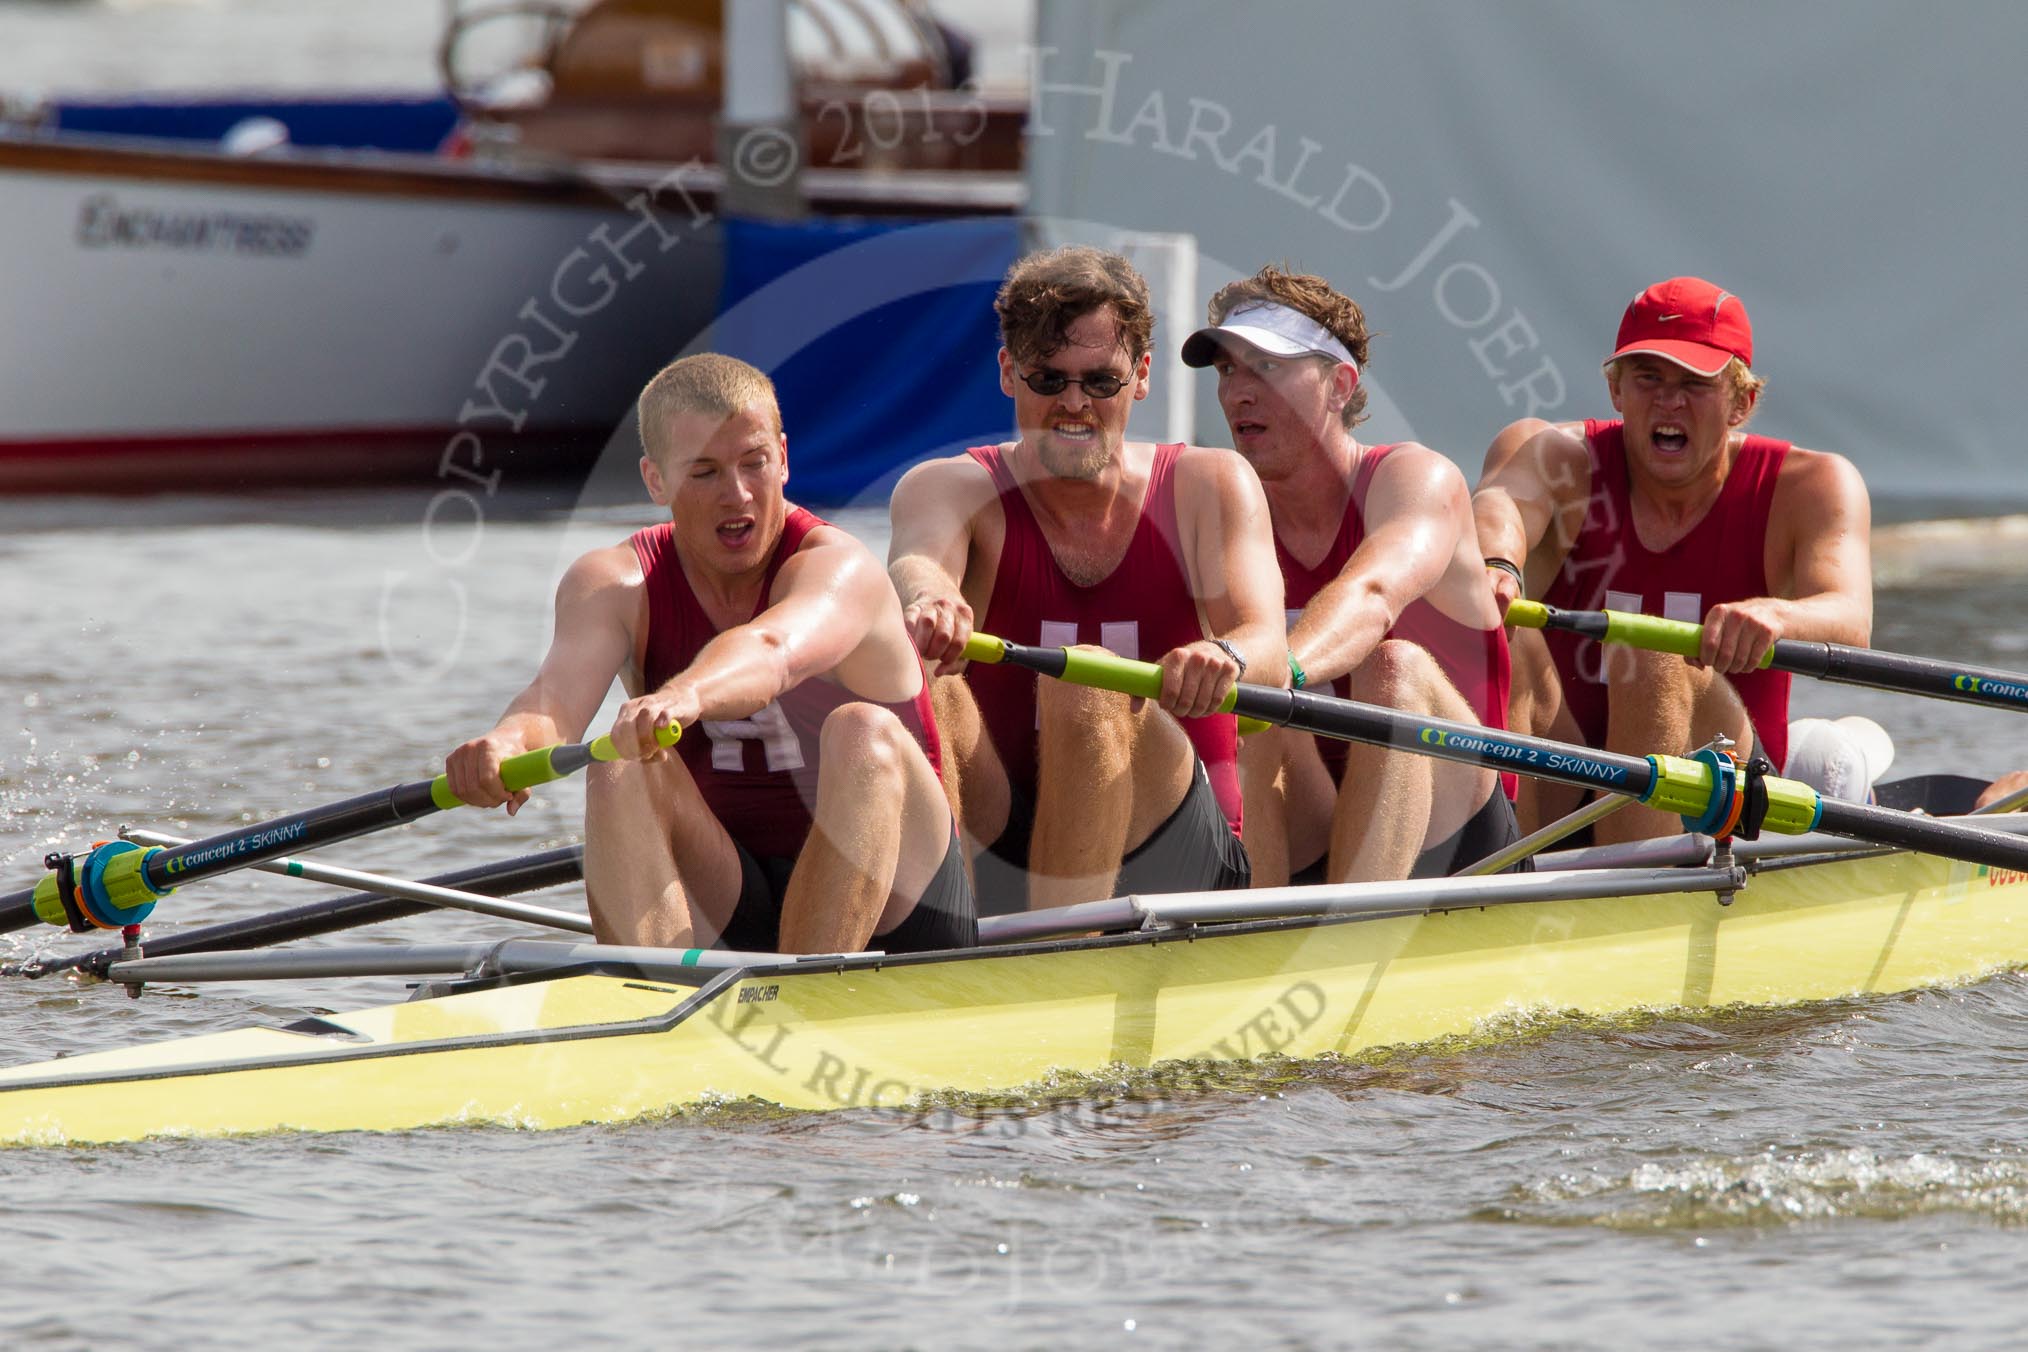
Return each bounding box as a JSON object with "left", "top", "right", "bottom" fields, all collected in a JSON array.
[
  {"left": 1785, "top": 716, "right": 1895, "bottom": 804},
  {"left": 1184, "top": 267, "right": 1522, "bottom": 886}
]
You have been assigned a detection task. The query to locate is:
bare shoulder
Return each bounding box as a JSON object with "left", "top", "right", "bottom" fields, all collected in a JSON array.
[
  {"left": 891, "top": 448, "right": 998, "bottom": 513},
  {"left": 1480, "top": 419, "right": 1589, "bottom": 491},
  {"left": 1485, "top": 417, "right": 1556, "bottom": 462},
  {"left": 558, "top": 540, "right": 643, "bottom": 599},
  {"left": 791, "top": 513, "right": 856, "bottom": 548},
  {"left": 1174, "top": 441, "right": 1250, "bottom": 473},
  {"left": 547, "top": 542, "right": 645, "bottom": 650},
  {"left": 1172, "top": 441, "right": 1262, "bottom": 497},
  {"left": 1774, "top": 443, "right": 1870, "bottom": 516},
  {"left": 1529, "top": 419, "right": 1591, "bottom": 462},
  {"left": 1374, "top": 441, "right": 1469, "bottom": 495},
  {"left": 1777, "top": 443, "right": 1866, "bottom": 489},
  {"left": 788, "top": 517, "right": 881, "bottom": 578}
]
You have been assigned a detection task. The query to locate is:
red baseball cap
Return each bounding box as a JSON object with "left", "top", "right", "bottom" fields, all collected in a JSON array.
[{"left": 1605, "top": 277, "right": 1753, "bottom": 377}]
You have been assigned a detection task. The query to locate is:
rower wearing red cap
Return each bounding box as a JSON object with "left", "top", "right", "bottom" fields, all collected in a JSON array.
[{"left": 1472, "top": 277, "right": 1873, "bottom": 840}]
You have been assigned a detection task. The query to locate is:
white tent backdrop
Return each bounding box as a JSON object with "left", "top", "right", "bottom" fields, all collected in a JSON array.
[{"left": 1026, "top": 1, "right": 2027, "bottom": 506}]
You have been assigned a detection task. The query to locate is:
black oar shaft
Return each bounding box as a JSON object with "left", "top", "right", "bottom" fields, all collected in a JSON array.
[
  {"left": 1255, "top": 675, "right": 2028, "bottom": 869},
  {"left": 968, "top": 634, "right": 2028, "bottom": 874},
  {"left": 1227, "top": 682, "right": 1663, "bottom": 801},
  {"left": 0, "top": 779, "right": 445, "bottom": 935},
  {"left": 1511, "top": 602, "right": 2028, "bottom": 716},
  {"left": 981, "top": 635, "right": 1665, "bottom": 801},
  {"left": 1813, "top": 799, "right": 2028, "bottom": 869},
  {"left": 138, "top": 779, "right": 446, "bottom": 896},
  {"left": 4, "top": 729, "right": 655, "bottom": 935},
  {"left": 31, "top": 846, "right": 586, "bottom": 979},
  {"left": 1775, "top": 640, "right": 2028, "bottom": 712}
]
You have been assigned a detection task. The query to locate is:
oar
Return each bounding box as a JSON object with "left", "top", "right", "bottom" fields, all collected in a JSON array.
[
  {"left": 1, "top": 725, "right": 676, "bottom": 935},
  {"left": 963, "top": 633, "right": 2028, "bottom": 873},
  {"left": 1506, "top": 600, "right": 2028, "bottom": 715},
  {"left": 9, "top": 846, "right": 587, "bottom": 980},
  {"left": 121, "top": 828, "right": 592, "bottom": 934}
]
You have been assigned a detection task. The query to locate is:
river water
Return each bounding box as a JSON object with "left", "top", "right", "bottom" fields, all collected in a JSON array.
[
  {"left": 7, "top": 2, "right": 2028, "bottom": 1348},
  {"left": 4, "top": 487, "right": 2028, "bottom": 1350}
]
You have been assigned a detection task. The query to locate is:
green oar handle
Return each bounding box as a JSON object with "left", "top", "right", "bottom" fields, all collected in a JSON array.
[
  {"left": 1504, "top": 600, "right": 1775, "bottom": 669},
  {"left": 965, "top": 634, "right": 1241, "bottom": 711},
  {"left": 427, "top": 723, "right": 681, "bottom": 810},
  {"left": 961, "top": 633, "right": 1264, "bottom": 723}
]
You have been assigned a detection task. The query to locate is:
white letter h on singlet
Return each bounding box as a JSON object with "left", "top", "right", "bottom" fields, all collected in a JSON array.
[
  {"left": 702, "top": 701, "right": 805, "bottom": 771},
  {"left": 1036, "top": 621, "right": 1141, "bottom": 726}
]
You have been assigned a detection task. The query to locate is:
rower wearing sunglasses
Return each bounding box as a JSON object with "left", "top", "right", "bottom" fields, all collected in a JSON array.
[{"left": 888, "top": 245, "right": 1287, "bottom": 914}]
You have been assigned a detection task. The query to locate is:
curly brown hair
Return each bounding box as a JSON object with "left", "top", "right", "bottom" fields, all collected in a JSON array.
[
  {"left": 1207, "top": 266, "right": 1372, "bottom": 429},
  {"left": 995, "top": 246, "right": 1154, "bottom": 366}
]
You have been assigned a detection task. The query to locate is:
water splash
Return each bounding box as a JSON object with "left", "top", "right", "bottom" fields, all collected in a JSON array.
[{"left": 1501, "top": 1146, "right": 2028, "bottom": 1228}]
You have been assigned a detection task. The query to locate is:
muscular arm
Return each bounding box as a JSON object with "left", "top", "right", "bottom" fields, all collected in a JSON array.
[
  {"left": 443, "top": 544, "right": 639, "bottom": 809},
  {"left": 610, "top": 531, "right": 892, "bottom": 754},
  {"left": 1701, "top": 448, "right": 1872, "bottom": 670},
  {"left": 1290, "top": 445, "right": 1470, "bottom": 686},
  {"left": 887, "top": 455, "right": 993, "bottom": 674},
  {"left": 1471, "top": 418, "right": 1590, "bottom": 614},
  {"left": 1169, "top": 445, "right": 1287, "bottom": 716}
]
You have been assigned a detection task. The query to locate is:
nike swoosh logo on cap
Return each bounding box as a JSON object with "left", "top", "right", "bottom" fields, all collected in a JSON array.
[{"left": 1656, "top": 314, "right": 1683, "bottom": 322}]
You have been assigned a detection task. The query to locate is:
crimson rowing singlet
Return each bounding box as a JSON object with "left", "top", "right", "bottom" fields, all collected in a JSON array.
[
  {"left": 631, "top": 507, "right": 943, "bottom": 859},
  {"left": 1277, "top": 443, "right": 1514, "bottom": 797},
  {"left": 963, "top": 442, "right": 1243, "bottom": 834},
  {"left": 1541, "top": 420, "right": 1793, "bottom": 770}
]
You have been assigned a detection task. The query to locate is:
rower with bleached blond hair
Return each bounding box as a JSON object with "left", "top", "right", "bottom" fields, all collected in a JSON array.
[{"left": 446, "top": 352, "right": 974, "bottom": 954}]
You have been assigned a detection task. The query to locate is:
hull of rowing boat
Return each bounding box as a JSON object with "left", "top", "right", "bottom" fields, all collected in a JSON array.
[{"left": 2, "top": 849, "right": 2025, "bottom": 1145}]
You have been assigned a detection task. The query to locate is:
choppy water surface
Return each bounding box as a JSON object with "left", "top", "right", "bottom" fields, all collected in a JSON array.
[
  {"left": 3, "top": 491, "right": 2028, "bottom": 1349},
  {"left": 16, "top": 3, "right": 2028, "bottom": 1346}
]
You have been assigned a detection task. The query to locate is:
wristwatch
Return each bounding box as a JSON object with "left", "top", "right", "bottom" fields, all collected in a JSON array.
[{"left": 1210, "top": 638, "right": 1247, "bottom": 678}]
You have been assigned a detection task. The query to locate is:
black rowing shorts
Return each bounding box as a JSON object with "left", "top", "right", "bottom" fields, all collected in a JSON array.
[
  {"left": 1291, "top": 785, "right": 1527, "bottom": 885},
  {"left": 718, "top": 829, "right": 977, "bottom": 953},
  {"left": 973, "top": 759, "right": 1252, "bottom": 916}
]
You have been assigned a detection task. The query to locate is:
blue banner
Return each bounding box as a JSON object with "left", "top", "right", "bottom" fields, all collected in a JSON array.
[{"left": 713, "top": 214, "right": 1021, "bottom": 504}]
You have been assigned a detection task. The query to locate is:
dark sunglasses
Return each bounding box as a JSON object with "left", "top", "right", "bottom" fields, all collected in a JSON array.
[{"left": 1018, "top": 369, "right": 1128, "bottom": 399}]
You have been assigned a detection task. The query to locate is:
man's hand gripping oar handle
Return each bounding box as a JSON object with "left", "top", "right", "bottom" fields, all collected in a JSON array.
[
  {"left": 1506, "top": 599, "right": 2028, "bottom": 714},
  {"left": 963, "top": 633, "right": 2028, "bottom": 873},
  {"left": 426, "top": 723, "right": 682, "bottom": 809},
  {"left": 958, "top": 633, "right": 1274, "bottom": 733},
  {"left": 6, "top": 725, "right": 680, "bottom": 935},
  {"left": 1502, "top": 599, "right": 1761, "bottom": 665}
]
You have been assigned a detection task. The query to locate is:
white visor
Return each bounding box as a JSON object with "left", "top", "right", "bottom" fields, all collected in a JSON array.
[
  {"left": 1181, "top": 301, "right": 1358, "bottom": 372},
  {"left": 1784, "top": 716, "right": 1896, "bottom": 803}
]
